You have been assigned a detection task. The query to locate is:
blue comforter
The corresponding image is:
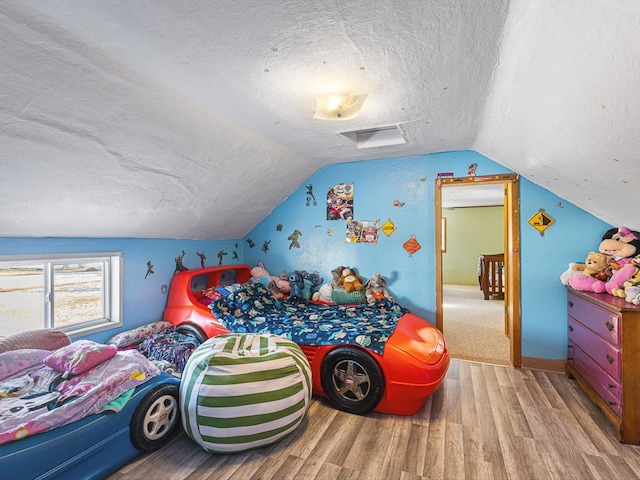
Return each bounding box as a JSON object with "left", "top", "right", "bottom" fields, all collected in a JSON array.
[{"left": 209, "top": 282, "right": 408, "bottom": 355}]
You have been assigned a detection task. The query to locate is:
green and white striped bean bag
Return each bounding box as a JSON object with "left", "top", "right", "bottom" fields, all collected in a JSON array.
[{"left": 179, "top": 333, "right": 312, "bottom": 453}]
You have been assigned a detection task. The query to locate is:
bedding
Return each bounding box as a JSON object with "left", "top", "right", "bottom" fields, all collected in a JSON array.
[
  {"left": 137, "top": 331, "right": 200, "bottom": 373},
  {"left": 0, "top": 348, "right": 159, "bottom": 445},
  {"left": 209, "top": 282, "right": 408, "bottom": 355}
]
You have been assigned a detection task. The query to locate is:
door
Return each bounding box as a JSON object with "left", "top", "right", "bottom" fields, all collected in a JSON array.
[{"left": 435, "top": 174, "right": 521, "bottom": 367}]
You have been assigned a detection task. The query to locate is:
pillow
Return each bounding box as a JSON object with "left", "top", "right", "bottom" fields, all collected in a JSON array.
[
  {"left": 201, "top": 286, "right": 225, "bottom": 300},
  {"left": 331, "top": 287, "right": 367, "bottom": 305},
  {"left": 43, "top": 340, "right": 117, "bottom": 378},
  {"left": 106, "top": 321, "right": 174, "bottom": 348},
  {"left": 0, "top": 349, "right": 50, "bottom": 381},
  {"left": 0, "top": 329, "right": 71, "bottom": 354}
]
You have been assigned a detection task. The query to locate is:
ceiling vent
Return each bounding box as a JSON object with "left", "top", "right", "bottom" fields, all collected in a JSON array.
[{"left": 339, "top": 125, "right": 407, "bottom": 149}]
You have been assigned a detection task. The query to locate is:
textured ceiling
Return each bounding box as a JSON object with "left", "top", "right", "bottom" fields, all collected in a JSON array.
[{"left": 1, "top": 0, "right": 637, "bottom": 239}]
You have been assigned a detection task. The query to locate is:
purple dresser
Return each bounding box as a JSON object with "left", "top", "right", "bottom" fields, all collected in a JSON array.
[{"left": 566, "top": 287, "right": 640, "bottom": 444}]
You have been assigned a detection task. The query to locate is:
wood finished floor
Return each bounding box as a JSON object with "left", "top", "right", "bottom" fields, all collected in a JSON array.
[{"left": 107, "top": 359, "right": 640, "bottom": 480}]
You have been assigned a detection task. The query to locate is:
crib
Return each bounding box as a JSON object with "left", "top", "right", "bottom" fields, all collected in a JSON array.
[{"left": 478, "top": 253, "right": 505, "bottom": 300}]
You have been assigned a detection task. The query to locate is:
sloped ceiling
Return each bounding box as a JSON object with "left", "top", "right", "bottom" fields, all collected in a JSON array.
[{"left": 1, "top": 0, "right": 637, "bottom": 239}]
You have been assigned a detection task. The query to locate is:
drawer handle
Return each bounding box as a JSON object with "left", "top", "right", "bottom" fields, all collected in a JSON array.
[
  {"left": 606, "top": 354, "right": 614, "bottom": 364},
  {"left": 568, "top": 301, "right": 574, "bottom": 308},
  {"left": 605, "top": 321, "right": 614, "bottom": 332},
  {"left": 568, "top": 325, "right": 574, "bottom": 332}
]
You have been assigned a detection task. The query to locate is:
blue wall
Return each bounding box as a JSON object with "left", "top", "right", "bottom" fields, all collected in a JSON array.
[
  {"left": 0, "top": 150, "right": 614, "bottom": 361},
  {"left": 0, "top": 237, "right": 242, "bottom": 344},
  {"left": 243, "top": 150, "right": 612, "bottom": 360}
]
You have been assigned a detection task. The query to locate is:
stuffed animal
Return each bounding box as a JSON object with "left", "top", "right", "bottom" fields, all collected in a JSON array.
[
  {"left": 287, "top": 271, "right": 305, "bottom": 298},
  {"left": 568, "top": 227, "right": 640, "bottom": 294},
  {"left": 312, "top": 283, "right": 334, "bottom": 303},
  {"left": 301, "top": 271, "right": 323, "bottom": 299},
  {"left": 622, "top": 286, "right": 640, "bottom": 305},
  {"left": 336, "top": 267, "right": 363, "bottom": 293},
  {"left": 560, "top": 262, "right": 583, "bottom": 285},
  {"left": 574, "top": 252, "right": 612, "bottom": 279},
  {"left": 365, "top": 272, "right": 393, "bottom": 305},
  {"left": 613, "top": 263, "right": 640, "bottom": 300},
  {"left": 249, "top": 262, "right": 290, "bottom": 298}
]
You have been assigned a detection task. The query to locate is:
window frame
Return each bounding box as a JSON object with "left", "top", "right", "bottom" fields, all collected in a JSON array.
[{"left": 0, "top": 252, "right": 123, "bottom": 338}]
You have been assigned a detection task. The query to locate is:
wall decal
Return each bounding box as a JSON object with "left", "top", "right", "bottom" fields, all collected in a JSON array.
[
  {"left": 346, "top": 219, "right": 379, "bottom": 244},
  {"left": 145, "top": 261, "right": 154, "bottom": 279},
  {"left": 528, "top": 209, "right": 555, "bottom": 236},
  {"left": 419, "top": 177, "right": 427, "bottom": 182},
  {"left": 305, "top": 184, "right": 318, "bottom": 206},
  {"left": 217, "top": 250, "right": 227, "bottom": 265},
  {"left": 246, "top": 239, "right": 255, "bottom": 248},
  {"left": 403, "top": 235, "right": 422, "bottom": 256},
  {"left": 196, "top": 251, "right": 207, "bottom": 268},
  {"left": 232, "top": 251, "right": 239, "bottom": 260},
  {"left": 327, "top": 228, "right": 334, "bottom": 237},
  {"left": 288, "top": 229, "right": 302, "bottom": 249},
  {"left": 327, "top": 182, "right": 354, "bottom": 220},
  {"left": 381, "top": 218, "right": 397, "bottom": 236},
  {"left": 276, "top": 224, "right": 283, "bottom": 231},
  {"left": 174, "top": 250, "right": 188, "bottom": 274},
  {"left": 392, "top": 199, "right": 405, "bottom": 207},
  {"left": 262, "top": 240, "right": 271, "bottom": 253},
  {"left": 467, "top": 163, "right": 478, "bottom": 176}
]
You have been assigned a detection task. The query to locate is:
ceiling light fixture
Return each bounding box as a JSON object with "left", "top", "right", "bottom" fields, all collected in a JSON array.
[{"left": 313, "top": 93, "right": 368, "bottom": 120}]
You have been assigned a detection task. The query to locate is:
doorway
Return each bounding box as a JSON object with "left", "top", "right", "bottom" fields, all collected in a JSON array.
[{"left": 435, "top": 174, "right": 521, "bottom": 367}]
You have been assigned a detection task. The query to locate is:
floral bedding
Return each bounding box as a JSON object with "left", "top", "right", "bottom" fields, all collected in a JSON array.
[
  {"left": 209, "top": 282, "right": 408, "bottom": 355},
  {"left": 0, "top": 348, "right": 158, "bottom": 445}
]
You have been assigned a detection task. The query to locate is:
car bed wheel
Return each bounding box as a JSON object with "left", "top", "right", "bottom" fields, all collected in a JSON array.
[
  {"left": 320, "top": 347, "right": 384, "bottom": 415},
  {"left": 130, "top": 384, "right": 180, "bottom": 451},
  {"left": 175, "top": 324, "right": 207, "bottom": 344}
]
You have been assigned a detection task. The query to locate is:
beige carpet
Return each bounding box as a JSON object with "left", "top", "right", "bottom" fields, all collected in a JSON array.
[{"left": 443, "top": 284, "right": 511, "bottom": 366}]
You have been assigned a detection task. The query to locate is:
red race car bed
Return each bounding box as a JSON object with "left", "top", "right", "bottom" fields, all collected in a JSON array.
[{"left": 163, "top": 265, "right": 449, "bottom": 416}]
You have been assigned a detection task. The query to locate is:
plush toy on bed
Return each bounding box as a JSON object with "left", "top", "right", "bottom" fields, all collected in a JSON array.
[
  {"left": 568, "top": 227, "right": 640, "bottom": 294},
  {"left": 249, "top": 262, "right": 291, "bottom": 299},
  {"left": 328, "top": 266, "right": 366, "bottom": 304},
  {"left": 336, "top": 267, "right": 364, "bottom": 293},
  {"left": 365, "top": 272, "right": 393, "bottom": 305},
  {"left": 286, "top": 270, "right": 323, "bottom": 300},
  {"left": 312, "top": 283, "right": 334, "bottom": 303}
]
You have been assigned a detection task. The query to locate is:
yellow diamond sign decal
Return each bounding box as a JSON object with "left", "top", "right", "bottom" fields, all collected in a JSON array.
[
  {"left": 381, "top": 218, "right": 397, "bottom": 236},
  {"left": 528, "top": 209, "right": 555, "bottom": 234}
]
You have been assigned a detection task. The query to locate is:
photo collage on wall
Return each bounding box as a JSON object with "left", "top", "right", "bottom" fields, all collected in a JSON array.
[{"left": 346, "top": 218, "right": 380, "bottom": 244}]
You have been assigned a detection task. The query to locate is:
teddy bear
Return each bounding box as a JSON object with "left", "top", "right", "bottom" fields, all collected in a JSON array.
[
  {"left": 576, "top": 252, "right": 612, "bottom": 279},
  {"left": 336, "top": 267, "right": 363, "bottom": 293},
  {"left": 568, "top": 227, "right": 640, "bottom": 294},
  {"left": 365, "top": 272, "right": 393, "bottom": 305},
  {"left": 562, "top": 252, "right": 611, "bottom": 287}
]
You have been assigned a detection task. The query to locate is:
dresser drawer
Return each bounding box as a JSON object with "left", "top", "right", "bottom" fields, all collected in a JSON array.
[
  {"left": 568, "top": 292, "right": 620, "bottom": 346},
  {"left": 570, "top": 341, "right": 622, "bottom": 418},
  {"left": 568, "top": 316, "right": 621, "bottom": 381}
]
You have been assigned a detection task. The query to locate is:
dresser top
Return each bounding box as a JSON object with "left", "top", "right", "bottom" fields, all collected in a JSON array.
[{"left": 567, "top": 286, "right": 640, "bottom": 313}]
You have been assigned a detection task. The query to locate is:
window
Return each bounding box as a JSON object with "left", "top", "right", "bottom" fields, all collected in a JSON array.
[{"left": 0, "top": 252, "right": 123, "bottom": 338}]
